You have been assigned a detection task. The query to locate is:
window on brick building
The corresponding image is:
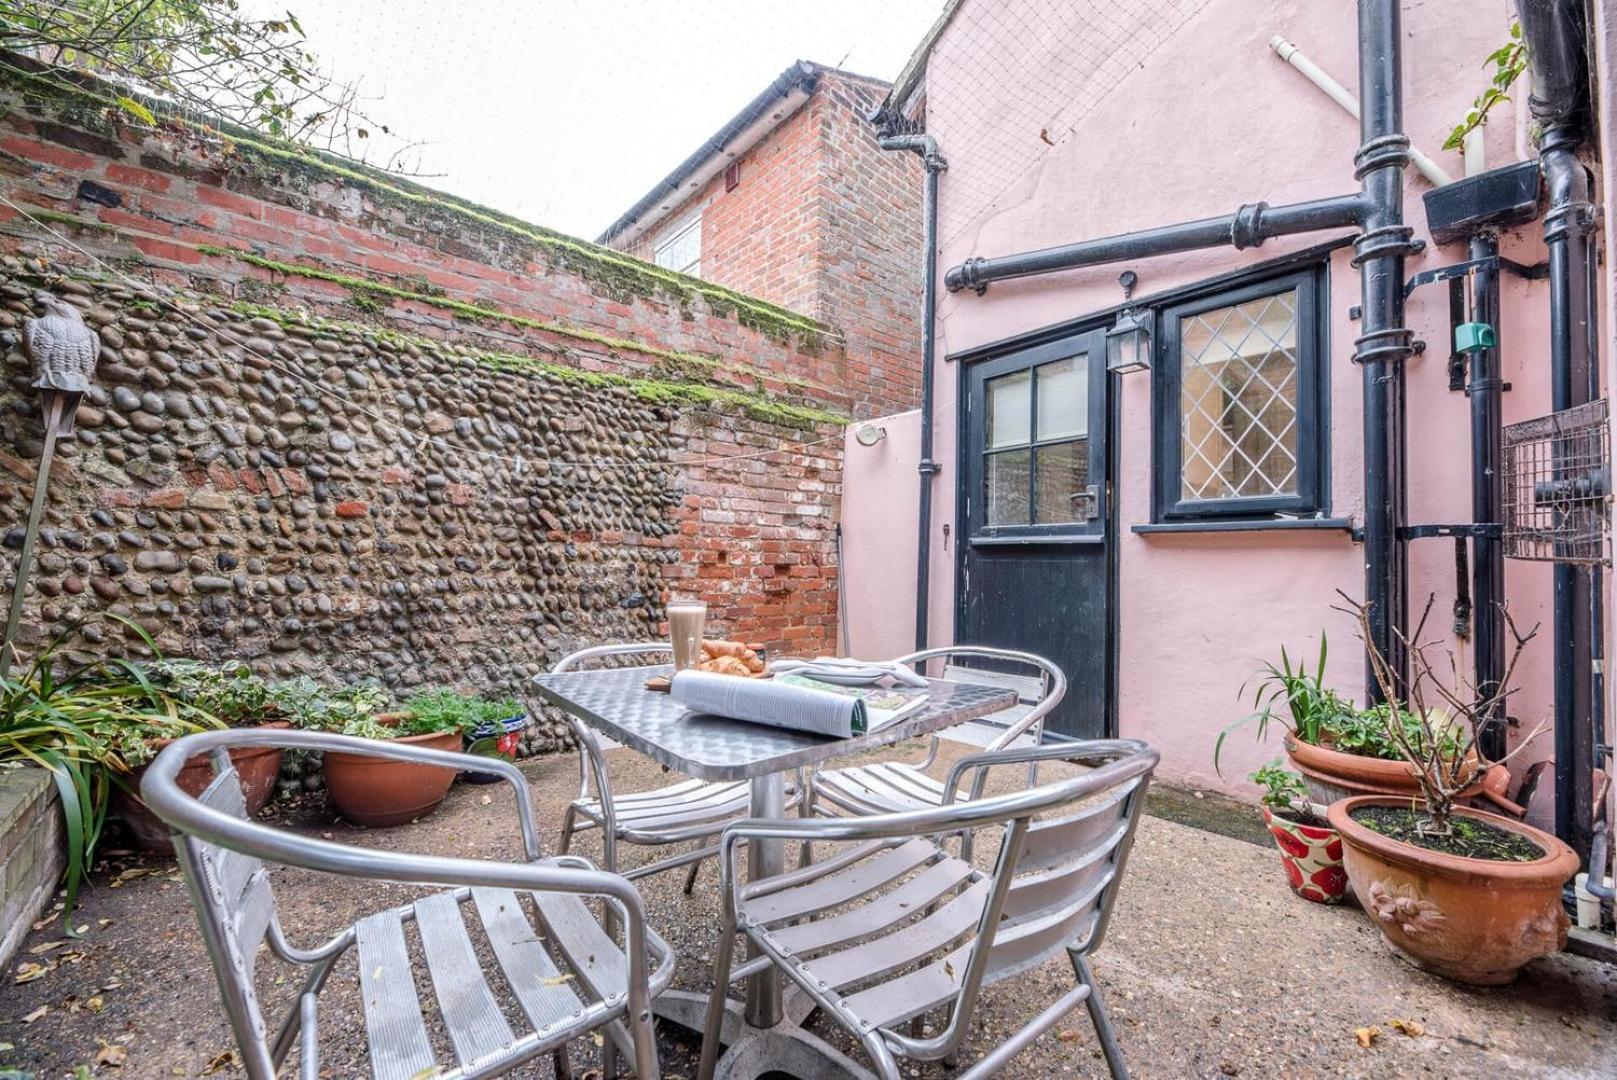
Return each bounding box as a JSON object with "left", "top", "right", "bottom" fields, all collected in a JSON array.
[{"left": 653, "top": 210, "right": 702, "bottom": 276}]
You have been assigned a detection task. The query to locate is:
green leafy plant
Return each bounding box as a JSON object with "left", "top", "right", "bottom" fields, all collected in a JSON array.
[
  {"left": 1249, "top": 761, "right": 1308, "bottom": 813},
  {"left": 0, "top": 620, "right": 221, "bottom": 925},
  {"left": 275, "top": 678, "right": 392, "bottom": 738},
  {"left": 147, "top": 659, "right": 275, "bottom": 727},
  {"left": 1215, "top": 635, "right": 1353, "bottom": 774},
  {"left": 1444, "top": 22, "right": 1529, "bottom": 151},
  {"left": 403, "top": 689, "right": 523, "bottom": 736}
]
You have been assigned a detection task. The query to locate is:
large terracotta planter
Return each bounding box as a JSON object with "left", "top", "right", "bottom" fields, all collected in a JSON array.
[
  {"left": 322, "top": 718, "right": 461, "bottom": 828},
  {"left": 116, "top": 721, "right": 290, "bottom": 851},
  {"left": 1284, "top": 736, "right": 1424, "bottom": 804},
  {"left": 1328, "top": 795, "right": 1579, "bottom": 985},
  {"left": 1262, "top": 805, "right": 1347, "bottom": 904}
]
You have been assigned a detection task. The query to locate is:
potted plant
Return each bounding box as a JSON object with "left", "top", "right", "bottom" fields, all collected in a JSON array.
[
  {"left": 1251, "top": 761, "right": 1346, "bottom": 904},
  {"left": 280, "top": 679, "right": 473, "bottom": 827},
  {"left": 1219, "top": 636, "right": 1473, "bottom": 804},
  {"left": 1327, "top": 594, "right": 1579, "bottom": 985},
  {"left": 113, "top": 660, "right": 290, "bottom": 850},
  {"left": 403, "top": 689, "right": 528, "bottom": 784},
  {"left": 0, "top": 624, "right": 221, "bottom": 921}
]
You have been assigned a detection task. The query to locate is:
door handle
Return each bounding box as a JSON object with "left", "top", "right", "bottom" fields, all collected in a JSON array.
[{"left": 1070, "top": 486, "right": 1100, "bottom": 521}]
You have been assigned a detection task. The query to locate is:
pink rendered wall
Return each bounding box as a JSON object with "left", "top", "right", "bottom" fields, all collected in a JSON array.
[
  {"left": 887, "top": 0, "right": 1600, "bottom": 795},
  {"left": 840, "top": 410, "right": 923, "bottom": 662}
]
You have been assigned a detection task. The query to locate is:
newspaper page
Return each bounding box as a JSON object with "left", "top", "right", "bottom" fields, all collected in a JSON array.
[{"left": 670, "top": 671, "right": 930, "bottom": 737}]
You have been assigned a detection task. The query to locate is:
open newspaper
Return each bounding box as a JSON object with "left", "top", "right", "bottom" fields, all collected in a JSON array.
[{"left": 670, "top": 670, "right": 929, "bottom": 738}]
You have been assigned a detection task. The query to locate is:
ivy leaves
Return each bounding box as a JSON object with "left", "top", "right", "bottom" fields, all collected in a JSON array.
[{"left": 1443, "top": 22, "right": 1529, "bottom": 152}]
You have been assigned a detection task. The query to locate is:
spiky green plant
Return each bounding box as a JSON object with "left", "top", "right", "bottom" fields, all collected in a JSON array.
[{"left": 0, "top": 619, "right": 222, "bottom": 928}]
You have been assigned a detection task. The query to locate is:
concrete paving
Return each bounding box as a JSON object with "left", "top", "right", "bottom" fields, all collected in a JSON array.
[{"left": 1, "top": 739, "right": 1613, "bottom": 1079}]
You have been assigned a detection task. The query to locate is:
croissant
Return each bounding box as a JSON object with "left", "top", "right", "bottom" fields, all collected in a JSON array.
[
  {"left": 698, "top": 655, "right": 755, "bottom": 677},
  {"left": 702, "top": 639, "right": 752, "bottom": 660}
]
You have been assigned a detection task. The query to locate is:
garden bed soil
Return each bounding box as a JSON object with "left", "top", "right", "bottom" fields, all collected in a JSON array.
[{"left": 1350, "top": 804, "right": 1543, "bottom": 862}]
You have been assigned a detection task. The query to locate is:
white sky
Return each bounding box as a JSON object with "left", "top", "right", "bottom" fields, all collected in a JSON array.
[{"left": 252, "top": 1, "right": 943, "bottom": 240}]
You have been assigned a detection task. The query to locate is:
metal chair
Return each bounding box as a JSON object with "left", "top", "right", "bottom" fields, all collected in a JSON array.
[
  {"left": 699, "top": 739, "right": 1157, "bottom": 1080},
  {"left": 141, "top": 728, "right": 675, "bottom": 1080},
  {"left": 552, "top": 643, "right": 802, "bottom": 892},
  {"left": 808, "top": 646, "right": 1067, "bottom": 816}
]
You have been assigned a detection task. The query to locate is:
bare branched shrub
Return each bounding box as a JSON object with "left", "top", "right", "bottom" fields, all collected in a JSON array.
[{"left": 1335, "top": 591, "right": 1544, "bottom": 835}]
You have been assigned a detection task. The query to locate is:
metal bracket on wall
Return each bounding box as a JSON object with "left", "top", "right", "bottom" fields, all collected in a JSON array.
[
  {"left": 1396, "top": 522, "right": 1503, "bottom": 541},
  {"left": 1402, "top": 254, "right": 1548, "bottom": 299}
]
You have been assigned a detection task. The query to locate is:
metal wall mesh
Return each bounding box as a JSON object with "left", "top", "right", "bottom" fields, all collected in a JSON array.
[{"left": 1501, "top": 398, "right": 1611, "bottom": 564}]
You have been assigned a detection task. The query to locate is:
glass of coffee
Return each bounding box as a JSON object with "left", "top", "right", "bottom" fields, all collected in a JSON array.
[{"left": 667, "top": 599, "right": 707, "bottom": 671}]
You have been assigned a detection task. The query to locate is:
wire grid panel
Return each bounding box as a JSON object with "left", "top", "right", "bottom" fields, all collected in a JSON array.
[
  {"left": 921, "top": 0, "right": 1217, "bottom": 248},
  {"left": 1501, "top": 399, "right": 1611, "bottom": 564}
]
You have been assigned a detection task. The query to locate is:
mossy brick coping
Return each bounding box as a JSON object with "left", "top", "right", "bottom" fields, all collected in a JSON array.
[
  {"left": 0, "top": 56, "right": 832, "bottom": 347},
  {"left": 192, "top": 244, "right": 828, "bottom": 397},
  {"left": 0, "top": 262, "right": 848, "bottom": 431}
]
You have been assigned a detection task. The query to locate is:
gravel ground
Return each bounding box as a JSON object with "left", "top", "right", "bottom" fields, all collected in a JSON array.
[{"left": 1, "top": 740, "right": 1614, "bottom": 1079}]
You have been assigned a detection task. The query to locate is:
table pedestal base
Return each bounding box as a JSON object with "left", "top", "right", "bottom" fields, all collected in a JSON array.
[{"left": 652, "top": 989, "right": 874, "bottom": 1080}]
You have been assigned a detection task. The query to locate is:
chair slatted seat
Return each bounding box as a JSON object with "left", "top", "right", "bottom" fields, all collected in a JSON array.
[
  {"left": 701, "top": 740, "right": 1157, "bottom": 1080},
  {"left": 809, "top": 647, "right": 1064, "bottom": 818},
  {"left": 142, "top": 729, "right": 674, "bottom": 1080}
]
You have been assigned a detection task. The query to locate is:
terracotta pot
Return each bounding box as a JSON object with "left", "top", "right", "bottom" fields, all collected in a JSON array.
[
  {"left": 1261, "top": 805, "right": 1347, "bottom": 904},
  {"left": 1284, "top": 736, "right": 1424, "bottom": 804},
  {"left": 322, "top": 717, "right": 461, "bottom": 828},
  {"left": 1328, "top": 795, "right": 1579, "bottom": 985},
  {"left": 116, "top": 721, "right": 290, "bottom": 851}
]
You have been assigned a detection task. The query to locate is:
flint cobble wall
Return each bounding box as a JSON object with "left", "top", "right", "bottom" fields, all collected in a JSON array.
[{"left": 0, "top": 59, "right": 846, "bottom": 751}]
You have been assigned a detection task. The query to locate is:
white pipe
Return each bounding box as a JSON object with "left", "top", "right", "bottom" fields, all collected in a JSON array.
[
  {"left": 1270, "top": 34, "right": 1454, "bottom": 187},
  {"left": 1463, "top": 127, "right": 1487, "bottom": 177}
]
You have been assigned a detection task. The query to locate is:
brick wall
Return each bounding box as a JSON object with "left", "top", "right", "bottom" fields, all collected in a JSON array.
[
  {"left": 0, "top": 769, "right": 62, "bottom": 971},
  {"left": 621, "top": 68, "right": 924, "bottom": 420},
  {"left": 0, "top": 57, "right": 847, "bottom": 739}
]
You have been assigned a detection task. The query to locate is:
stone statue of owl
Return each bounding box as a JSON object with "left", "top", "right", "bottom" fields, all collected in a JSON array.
[{"left": 22, "top": 292, "right": 100, "bottom": 436}]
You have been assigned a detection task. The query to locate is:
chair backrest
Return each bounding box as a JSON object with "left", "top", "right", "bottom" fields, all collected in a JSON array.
[
  {"left": 553, "top": 642, "right": 673, "bottom": 673},
  {"left": 943, "top": 742, "right": 1155, "bottom": 1026},
  {"left": 895, "top": 646, "right": 1066, "bottom": 748},
  {"left": 163, "top": 754, "right": 283, "bottom": 1075}
]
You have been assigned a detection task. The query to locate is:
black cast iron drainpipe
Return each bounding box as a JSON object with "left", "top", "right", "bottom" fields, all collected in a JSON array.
[
  {"left": 942, "top": 0, "right": 1419, "bottom": 700},
  {"left": 1519, "top": 0, "right": 1600, "bottom": 862},
  {"left": 1467, "top": 233, "right": 1506, "bottom": 762},
  {"left": 878, "top": 132, "right": 948, "bottom": 654}
]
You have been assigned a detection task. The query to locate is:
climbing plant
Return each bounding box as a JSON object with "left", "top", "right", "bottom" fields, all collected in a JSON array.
[{"left": 1443, "top": 21, "right": 1529, "bottom": 151}]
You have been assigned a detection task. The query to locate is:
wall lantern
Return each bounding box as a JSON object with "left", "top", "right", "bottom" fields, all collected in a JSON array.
[
  {"left": 1105, "top": 308, "right": 1152, "bottom": 375},
  {"left": 854, "top": 423, "right": 887, "bottom": 447},
  {"left": 1105, "top": 269, "right": 1152, "bottom": 375}
]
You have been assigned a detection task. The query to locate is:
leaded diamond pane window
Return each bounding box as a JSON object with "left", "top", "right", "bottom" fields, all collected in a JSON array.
[
  {"left": 1154, "top": 268, "right": 1327, "bottom": 521},
  {"left": 1179, "top": 290, "right": 1300, "bottom": 500}
]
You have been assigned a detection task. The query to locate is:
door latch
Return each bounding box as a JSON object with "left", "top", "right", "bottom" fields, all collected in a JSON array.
[{"left": 1071, "top": 486, "right": 1101, "bottom": 521}]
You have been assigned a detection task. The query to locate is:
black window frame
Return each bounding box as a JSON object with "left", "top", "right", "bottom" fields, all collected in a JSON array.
[
  {"left": 1151, "top": 265, "right": 1329, "bottom": 523},
  {"left": 965, "top": 330, "right": 1109, "bottom": 543}
]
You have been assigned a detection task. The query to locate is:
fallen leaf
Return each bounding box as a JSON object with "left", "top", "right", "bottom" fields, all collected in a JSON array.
[
  {"left": 1389, "top": 1018, "right": 1424, "bottom": 1037},
  {"left": 407, "top": 1069, "right": 442, "bottom": 1080},
  {"left": 539, "top": 973, "right": 575, "bottom": 987},
  {"left": 0, "top": 1040, "right": 13, "bottom": 1051},
  {"left": 95, "top": 1040, "right": 128, "bottom": 1068},
  {"left": 109, "top": 868, "right": 154, "bottom": 889},
  {"left": 203, "top": 1049, "right": 238, "bottom": 1074},
  {"left": 85, "top": 996, "right": 105, "bottom": 1013},
  {"left": 479, "top": 794, "right": 493, "bottom": 806},
  {"left": 1355, "top": 1026, "right": 1380, "bottom": 1049},
  {"left": 28, "top": 940, "right": 70, "bottom": 955},
  {"left": 592, "top": 1031, "right": 605, "bottom": 1048},
  {"left": 1055, "top": 1029, "right": 1081, "bottom": 1042},
  {"left": 15, "top": 961, "right": 52, "bottom": 983},
  {"left": 101, "top": 980, "right": 122, "bottom": 991},
  {"left": 22, "top": 1005, "right": 48, "bottom": 1023}
]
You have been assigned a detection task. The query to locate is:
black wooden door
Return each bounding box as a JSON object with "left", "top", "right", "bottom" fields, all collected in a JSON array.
[{"left": 957, "top": 328, "right": 1110, "bottom": 740}]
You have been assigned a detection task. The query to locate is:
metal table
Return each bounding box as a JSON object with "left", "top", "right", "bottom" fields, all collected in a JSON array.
[{"left": 530, "top": 664, "right": 1017, "bottom": 1079}]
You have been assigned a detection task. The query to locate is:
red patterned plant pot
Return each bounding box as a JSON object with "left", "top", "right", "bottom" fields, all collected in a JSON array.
[{"left": 1263, "top": 805, "right": 1347, "bottom": 903}]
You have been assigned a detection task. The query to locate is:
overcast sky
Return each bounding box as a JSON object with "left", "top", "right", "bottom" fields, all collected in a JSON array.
[{"left": 252, "top": 1, "right": 942, "bottom": 240}]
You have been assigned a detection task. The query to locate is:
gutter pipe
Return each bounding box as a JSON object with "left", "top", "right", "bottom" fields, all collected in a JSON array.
[
  {"left": 1519, "top": 0, "right": 1598, "bottom": 862},
  {"left": 878, "top": 132, "right": 948, "bottom": 654},
  {"left": 1468, "top": 232, "right": 1506, "bottom": 760},
  {"left": 1269, "top": 34, "right": 1454, "bottom": 187},
  {"left": 942, "top": 0, "right": 1416, "bottom": 696}
]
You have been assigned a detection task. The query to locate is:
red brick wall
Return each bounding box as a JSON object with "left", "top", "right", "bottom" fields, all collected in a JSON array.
[
  {"left": 0, "top": 59, "right": 848, "bottom": 674},
  {"left": 621, "top": 69, "right": 925, "bottom": 420}
]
